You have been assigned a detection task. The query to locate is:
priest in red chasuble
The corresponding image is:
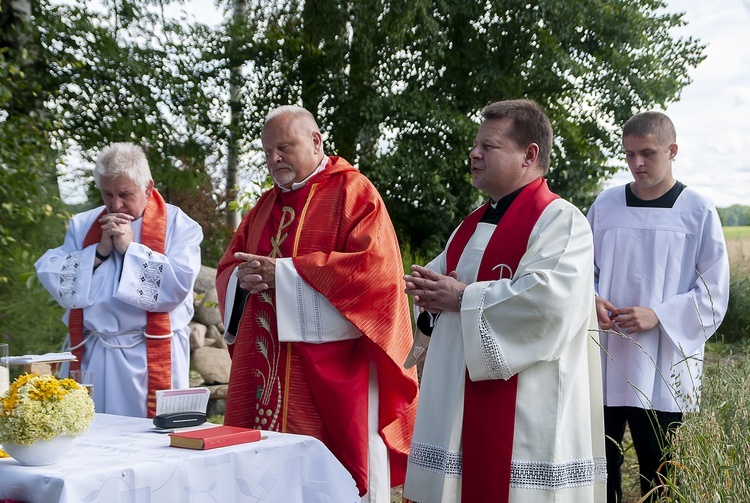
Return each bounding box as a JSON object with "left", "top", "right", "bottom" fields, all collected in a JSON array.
[
  {"left": 402, "top": 99, "right": 606, "bottom": 502},
  {"left": 216, "top": 105, "right": 419, "bottom": 502}
]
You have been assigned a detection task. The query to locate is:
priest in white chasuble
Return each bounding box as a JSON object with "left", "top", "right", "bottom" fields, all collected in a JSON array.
[
  {"left": 35, "top": 142, "right": 203, "bottom": 418},
  {"left": 216, "top": 105, "right": 419, "bottom": 503},
  {"left": 402, "top": 99, "right": 606, "bottom": 503}
]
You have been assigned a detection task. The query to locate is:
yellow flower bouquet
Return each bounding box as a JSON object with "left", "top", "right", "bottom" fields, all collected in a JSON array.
[{"left": 0, "top": 373, "right": 94, "bottom": 447}]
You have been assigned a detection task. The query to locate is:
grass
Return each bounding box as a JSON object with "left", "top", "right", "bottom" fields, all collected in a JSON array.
[
  {"left": 615, "top": 342, "right": 750, "bottom": 503},
  {"left": 722, "top": 226, "right": 750, "bottom": 239}
]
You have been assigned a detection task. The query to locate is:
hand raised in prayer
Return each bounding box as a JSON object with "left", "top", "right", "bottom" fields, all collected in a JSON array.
[
  {"left": 609, "top": 306, "right": 659, "bottom": 335},
  {"left": 235, "top": 252, "right": 276, "bottom": 294},
  {"left": 404, "top": 265, "right": 467, "bottom": 314},
  {"left": 98, "top": 212, "right": 134, "bottom": 256}
]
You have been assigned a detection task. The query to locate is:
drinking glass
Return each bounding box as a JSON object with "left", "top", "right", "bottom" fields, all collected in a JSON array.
[
  {"left": 70, "top": 369, "right": 94, "bottom": 398},
  {"left": 0, "top": 343, "right": 8, "bottom": 396}
]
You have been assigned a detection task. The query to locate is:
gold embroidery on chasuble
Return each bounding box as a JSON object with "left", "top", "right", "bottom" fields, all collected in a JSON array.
[
  {"left": 250, "top": 206, "right": 294, "bottom": 431},
  {"left": 249, "top": 197, "right": 326, "bottom": 440}
]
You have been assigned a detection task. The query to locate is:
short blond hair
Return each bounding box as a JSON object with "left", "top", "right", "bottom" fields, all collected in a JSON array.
[{"left": 264, "top": 105, "right": 319, "bottom": 130}]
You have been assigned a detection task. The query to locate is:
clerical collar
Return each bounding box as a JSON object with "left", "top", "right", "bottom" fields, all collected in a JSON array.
[
  {"left": 279, "top": 155, "right": 329, "bottom": 192},
  {"left": 480, "top": 184, "right": 527, "bottom": 224}
]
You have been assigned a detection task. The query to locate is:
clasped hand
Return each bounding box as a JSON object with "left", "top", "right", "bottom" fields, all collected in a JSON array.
[
  {"left": 97, "top": 212, "right": 134, "bottom": 256},
  {"left": 404, "top": 264, "right": 467, "bottom": 313},
  {"left": 235, "top": 252, "right": 276, "bottom": 294},
  {"left": 595, "top": 296, "right": 659, "bottom": 335}
]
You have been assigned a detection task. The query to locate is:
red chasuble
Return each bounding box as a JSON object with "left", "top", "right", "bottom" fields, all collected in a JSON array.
[
  {"left": 68, "top": 189, "right": 173, "bottom": 418},
  {"left": 216, "top": 157, "right": 419, "bottom": 496},
  {"left": 445, "top": 178, "right": 558, "bottom": 502}
]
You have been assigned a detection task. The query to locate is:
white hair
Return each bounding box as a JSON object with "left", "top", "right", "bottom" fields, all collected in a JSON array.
[
  {"left": 264, "top": 105, "right": 319, "bottom": 130},
  {"left": 93, "top": 142, "right": 152, "bottom": 189}
]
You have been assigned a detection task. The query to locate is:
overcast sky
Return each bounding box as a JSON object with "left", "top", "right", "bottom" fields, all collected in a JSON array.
[
  {"left": 604, "top": 0, "right": 750, "bottom": 208},
  {"left": 144, "top": 0, "right": 750, "bottom": 209}
]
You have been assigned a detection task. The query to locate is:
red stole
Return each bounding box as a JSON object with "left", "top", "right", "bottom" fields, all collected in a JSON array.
[
  {"left": 68, "top": 189, "right": 172, "bottom": 418},
  {"left": 445, "top": 178, "right": 558, "bottom": 502},
  {"left": 217, "top": 157, "right": 418, "bottom": 496}
]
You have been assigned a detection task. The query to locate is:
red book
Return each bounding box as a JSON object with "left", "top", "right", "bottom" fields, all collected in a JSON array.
[{"left": 169, "top": 425, "right": 262, "bottom": 450}]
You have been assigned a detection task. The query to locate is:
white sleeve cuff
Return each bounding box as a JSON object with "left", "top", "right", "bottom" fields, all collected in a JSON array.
[{"left": 275, "top": 258, "right": 361, "bottom": 343}]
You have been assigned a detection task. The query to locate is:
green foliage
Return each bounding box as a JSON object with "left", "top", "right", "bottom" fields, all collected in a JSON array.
[
  {"left": 718, "top": 206, "right": 750, "bottom": 227},
  {"left": 723, "top": 226, "right": 750, "bottom": 239},
  {"left": 3, "top": 0, "right": 707, "bottom": 261},
  {"left": 226, "top": 0, "right": 704, "bottom": 255},
  {"left": 1, "top": 0, "right": 64, "bottom": 283},
  {"left": 20, "top": 0, "right": 230, "bottom": 263},
  {"left": 0, "top": 209, "right": 69, "bottom": 356}
]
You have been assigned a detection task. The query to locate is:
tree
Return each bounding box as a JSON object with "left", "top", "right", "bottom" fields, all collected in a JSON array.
[
  {"left": 228, "top": 0, "right": 704, "bottom": 254},
  {"left": 4, "top": 0, "right": 706, "bottom": 259},
  {"left": 1, "top": 0, "right": 62, "bottom": 281},
  {"left": 718, "top": 205, "right": 750, "bottom": 227}
]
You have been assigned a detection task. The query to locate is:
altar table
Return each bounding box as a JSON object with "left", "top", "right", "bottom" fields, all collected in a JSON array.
[{"left": 0, "top": 413, "right": 360, "bottom": 502}]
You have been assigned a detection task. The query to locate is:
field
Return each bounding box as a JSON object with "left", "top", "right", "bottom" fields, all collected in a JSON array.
[{"left": 725, "top": 226, "right": 750, "bottom": 267}]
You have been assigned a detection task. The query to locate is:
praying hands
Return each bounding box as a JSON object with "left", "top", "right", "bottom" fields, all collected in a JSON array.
[
  {"left": 404, "top": 264, "right": 467, "bottom": 313},
  {"left": 235, "top": 252, "right": 276, "bottom": 294}
]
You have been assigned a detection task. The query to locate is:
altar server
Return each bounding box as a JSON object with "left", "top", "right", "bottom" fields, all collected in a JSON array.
[
  {"left": 35, "top": 142, "right": 202, "bottom": 418},
  {"left": 588, "top": 111, "right": 730, "bottom": 502},
  {"left": 403, "top": 99, "right": 606, "bottom": 502}
]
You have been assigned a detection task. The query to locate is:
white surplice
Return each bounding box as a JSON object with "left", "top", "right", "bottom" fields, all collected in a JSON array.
[
  {"left": 587, "top": 185, "right": 730, "bottom": 413},
  {"left": 274, "top": 258, "right": 390, "bottom": 503},
  {"left": 35, "top": 204, "right": 202, "bottom": 417},
  {"left": 404, "top": 199, "right": 606, "bottom": 503},
  {"left": 222, "top": 259, "right": 390, "bottom": 503}
]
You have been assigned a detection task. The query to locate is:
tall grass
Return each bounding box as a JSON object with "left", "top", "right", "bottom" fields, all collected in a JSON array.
[
  {"left": 720, "top": 234, "right": 750, "bottom": 343},
  {"left": 654, "top": 342, "right": 750, "bottom": 502}
]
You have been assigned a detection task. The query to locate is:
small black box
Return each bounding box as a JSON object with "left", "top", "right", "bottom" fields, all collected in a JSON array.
[{"left": 153, "top": 412, "right": 207, "bottom": 429}]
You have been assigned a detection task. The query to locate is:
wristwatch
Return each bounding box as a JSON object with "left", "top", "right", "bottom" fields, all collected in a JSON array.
[{"left": 457, "top": 290, "right": 464, "bottom": 309}]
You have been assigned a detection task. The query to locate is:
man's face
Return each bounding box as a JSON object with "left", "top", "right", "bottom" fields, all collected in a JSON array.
[
  {"left": 623, "top": 134, "right": 676, "bottom": 194},
  {"left": 99, "top": 175, "right": 153, "bottom": 219},
  {"left": 469, "top": 118, "right": 530, "bottom": 201},
  {"left": 261, "top": 115, "right": 323, "bottom": 188}
]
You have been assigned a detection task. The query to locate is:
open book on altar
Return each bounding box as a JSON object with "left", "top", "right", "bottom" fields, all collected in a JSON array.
[
  {"left": 155, "top": 387, "right": 211, "bottom": 416},
  {"left": 152, "top": 388, "right": 211, "bottom": 430}
]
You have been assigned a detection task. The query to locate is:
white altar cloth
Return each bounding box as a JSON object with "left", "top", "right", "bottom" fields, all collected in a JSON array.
[{"left": 0, "top": 413, "right": 359, "bottom": 502}]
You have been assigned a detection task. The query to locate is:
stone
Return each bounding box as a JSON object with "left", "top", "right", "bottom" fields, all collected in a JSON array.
[
  {"left": 193, "top": 265, "right": 217, "bottom": 294},
  {"left": 207, "top": 398, "right": 226, "bottom": 417},
  {"left": 193, "top": 288, "right": 222, "bottom": 327},
  {"left": 191, "top": 346, "right": 231, "bottom": 384},
  {"left": 205, "top": 325, "right": 227, "bottom": 349},
  {"left": 189, "top": 322, "right": 207, "bottom": 351},
  {"left": 207, "top": 383, "right": 228, "bottom": 399},
  {"left": 189, "top": 369, "right": 204, "bottom": 387}
]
